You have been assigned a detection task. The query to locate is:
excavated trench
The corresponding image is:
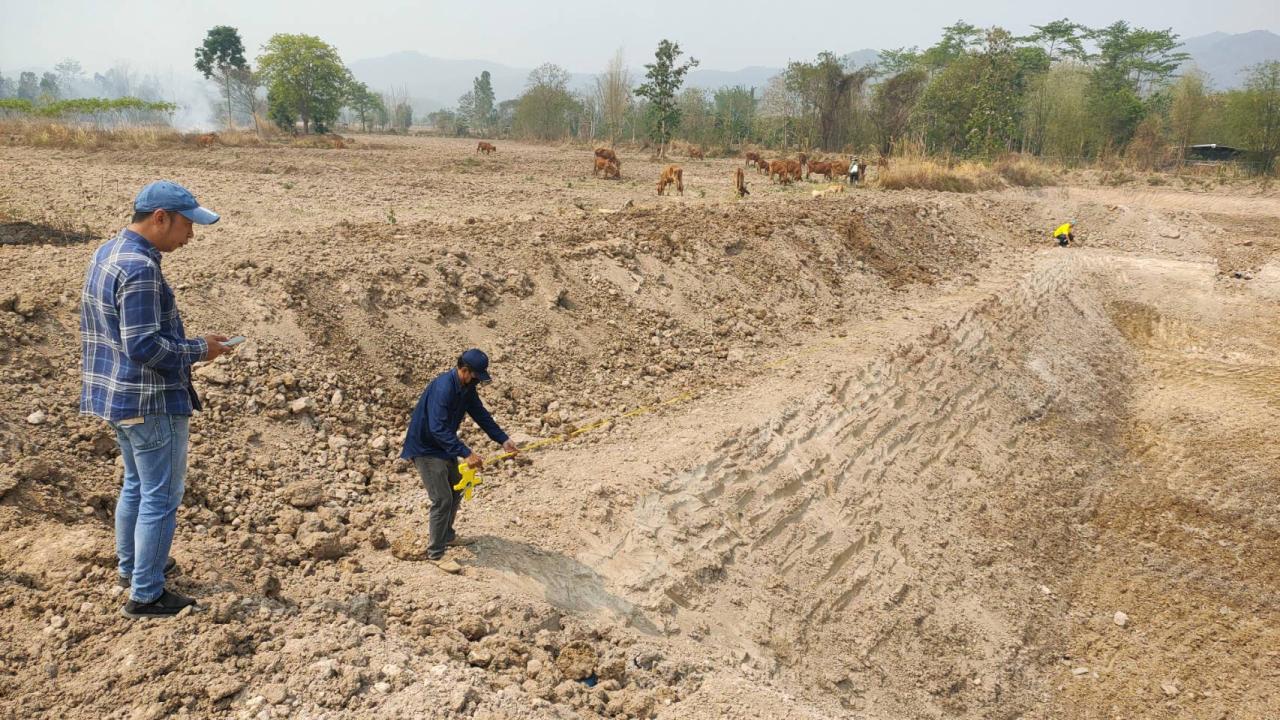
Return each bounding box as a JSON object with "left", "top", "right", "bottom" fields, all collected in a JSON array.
[{"left": 496, "top": 250, "right": 1280, "bottom": 718}]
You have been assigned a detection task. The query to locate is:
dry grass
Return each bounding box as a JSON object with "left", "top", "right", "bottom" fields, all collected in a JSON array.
[
  {"left": 876, "top": 158, "right": 1003, "bottom": 193},
  {"left": 994, "top": 156, "right": 1059, "bottom": 187},
  {"left": 0, "top": 119, "right": 355, "bottom": 151}
]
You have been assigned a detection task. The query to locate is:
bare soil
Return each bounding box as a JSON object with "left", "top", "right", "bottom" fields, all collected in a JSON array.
[{"left": 1, "top": 136, "right": 1277, "bottom": 719}]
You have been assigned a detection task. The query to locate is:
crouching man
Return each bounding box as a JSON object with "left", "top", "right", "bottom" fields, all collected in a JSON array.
[{"left": 400, "top": 349, "right": 518, "bottom": 573}]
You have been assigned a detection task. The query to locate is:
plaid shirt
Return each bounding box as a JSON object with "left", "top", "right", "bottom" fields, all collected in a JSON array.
[{"left": 80, "top": 229, "right": 207, "bottom": 421}]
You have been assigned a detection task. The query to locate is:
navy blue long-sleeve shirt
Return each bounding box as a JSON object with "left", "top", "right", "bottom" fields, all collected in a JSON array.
[{"left": 400, "top": 368, "right": 509, "bottom": 461}]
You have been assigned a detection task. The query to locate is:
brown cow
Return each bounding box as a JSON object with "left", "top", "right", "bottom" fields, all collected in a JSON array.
[
  {"left": 806, "top": 160, "right": 833, "bottom": 182},
  {"left": 195, "top": 132, "right": 218, "bottom": 148},
  {"left": 784, "top": 159, "right": 803, "bottom": 182},
  {"left": 476, "top": 141, "right": 496, "bottom": 154},
  {"left": 768, "top": 159, "right": 792, "bottom": 184},
  {"left": 688, "top": 145, "right": 705, "bottom": 160},
  {"left": 744, "top": 151, "right": 762, "bottom": 168},
  {"left": 657, "top": 165, "right": 684, "bottom": 196},
  {"left": 593, "top": 156, "right": 621, "bottom": 179},
  {"left": 735, "top": 167, "right": 749, "bottom": 198},
  {"left": 830, "top": 158, "right": 850, "bottom": 180},
  {"left": 594, "top": 147, "right": 618, "bottom": 163}
]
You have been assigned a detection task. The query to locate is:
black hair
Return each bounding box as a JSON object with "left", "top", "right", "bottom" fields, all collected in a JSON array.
[{"left": 131, "top": 209, "right": 156, "bottom": 224}]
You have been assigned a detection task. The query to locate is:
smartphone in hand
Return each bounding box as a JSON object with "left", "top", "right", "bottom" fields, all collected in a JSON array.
[{"left": 223, "top": 335, "right": 247, "bottom": 348}]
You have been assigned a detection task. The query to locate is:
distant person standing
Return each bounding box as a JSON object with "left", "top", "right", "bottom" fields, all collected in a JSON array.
[
  {"left": 400, "top": 349, "right": 519, "bottom": 573},
  {"left": 848, "top": 156, "right": 862, "bottom": 185},
  {"left": 80, "top": 181, "right": 230, "bottom": 618},
  {"left": 1053, "top": 221, "right": 1075, "bottom": 247}
]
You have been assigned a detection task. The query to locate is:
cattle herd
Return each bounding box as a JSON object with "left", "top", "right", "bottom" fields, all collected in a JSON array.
[{"left": 473, "top": 141, "right": 881, "bottom": 198}]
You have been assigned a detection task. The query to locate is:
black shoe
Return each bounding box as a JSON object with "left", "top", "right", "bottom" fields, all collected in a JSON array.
[
  {"left": 121, "top": 589, "right": 197, "bottom": 619},
  {"left": 117, "top": 557, "right": 179, "bottom": 588}
]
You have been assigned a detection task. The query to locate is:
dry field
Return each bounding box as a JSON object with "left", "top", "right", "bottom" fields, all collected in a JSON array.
[{"left": 1, "top": 136, "right": 1278, "bottom": 719}]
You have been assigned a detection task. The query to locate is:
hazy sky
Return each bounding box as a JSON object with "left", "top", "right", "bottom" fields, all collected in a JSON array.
[{"left": 3, "top": 0, "right": 1278, "bottom": 76}]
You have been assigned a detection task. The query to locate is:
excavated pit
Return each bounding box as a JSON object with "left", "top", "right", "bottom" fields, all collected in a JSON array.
[{"left": 1, "top": 136, "right": 1278, "bottom": 719}]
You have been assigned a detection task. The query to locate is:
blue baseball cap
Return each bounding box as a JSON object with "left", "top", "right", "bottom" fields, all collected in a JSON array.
[
  {"left": 459, "top": 348, "right": 492, "bottom": 383},
  {"left": 134, "top": 180, "right": 220, "bottom": 225}
]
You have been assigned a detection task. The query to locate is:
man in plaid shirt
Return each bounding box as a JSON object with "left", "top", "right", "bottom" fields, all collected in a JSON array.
[{"left": 81, "top": 180, "right": 230, "bottom": 619}]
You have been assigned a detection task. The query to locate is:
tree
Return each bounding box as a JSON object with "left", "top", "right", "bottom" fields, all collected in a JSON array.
[
  {"left": 677, "top": 87, "right": 712, "bottom": 146},
  {"left": 712, "top": 85, "right": 756, "bottom": 149},
  {"left": 760, "top": 73, "right": 803, "bottom": 149},
  {"left": 54, "top": 59, "right": 83, "bottom": 96},
  {"left": 514, "top": 63, "right": 579, "bottom": 140},
  {"left": 393, "top": 102, "right": 413, "bottom": 131},
  {"left": 1170, "top": 69, "right": 1209, "bottom": 160},
  {"left": 1023, "top": 19, "right": 1089, "bottom": 63},
  {"left": 347, "top": 81, "right": 384, "bottom": 132},
  {"left": 921, "top": 21, "right": 984, "bottom": 73},
  {"left": 0, "top": 72, "right": 13, "bottom": 99},
  {"left": 872, "top": 67, "right": 927, "bottom": 154},
  {"left": 1086, "top": 23, "right": 1188, "bottom": 150},
  {"left": 17, "top": 72, "right": 38, "bottom": 101},
  {"left": 915, "top": 27, "right": 1045, "bottom": 156},
  {"left": 596, "top": 49, "right": 632, "bottom": 145},
  {"left": 257, "top": 33, "right": 352, "bottom": 134},
  {"left": 784, "top": 52, "right": 876, "bottom": 150},
  {"left": 878, "top": 48, "right": 922, "bottom": 75},
  {"left": 634, "top": 39, "right": 699, "bottom": 156},
  {"left": 1022, "top": 64, "right": 1095, "bottom": 160},
  {"left": 229, "top": 67, "right": 266, "bottom": 134},
  {"left": 39, "top": 72, "right": 60, "bottom": 101},
  {"left": 473, "top": 71, "right": 496, "bottom": 133},
  {"left": 195, "top": 26, "right": 249, "bottom": 130},
  {"left": 456, "top": 90, "right": 476, "bottom": 135},
  {"left": 1225, "top": 61, "right": 1280, "bottom": 173}
]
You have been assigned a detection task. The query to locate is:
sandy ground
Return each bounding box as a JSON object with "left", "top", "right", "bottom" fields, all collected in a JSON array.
[{"left": 1, "top": 136, "right": 1278, "bottom": 719}]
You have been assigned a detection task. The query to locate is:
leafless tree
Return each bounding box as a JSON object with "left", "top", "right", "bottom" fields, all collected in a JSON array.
[{"left": 595, "top": 48, "right": 632, "bottom": 146}]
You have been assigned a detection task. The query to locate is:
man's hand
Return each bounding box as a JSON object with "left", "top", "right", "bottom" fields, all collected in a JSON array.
[
  {"left": 202, "top": 334, "right": 230, "bottom": 361},
  {"left": 502, "top": 440, "right": 519, "bottom": 455},
  {"left": 465, "top": 453, "right": 484, "bottom": 469}
]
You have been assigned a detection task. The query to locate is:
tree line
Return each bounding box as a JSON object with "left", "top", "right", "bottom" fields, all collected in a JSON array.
[{"left": 420, "top": 19, "right": 1278, "bottom": 172}]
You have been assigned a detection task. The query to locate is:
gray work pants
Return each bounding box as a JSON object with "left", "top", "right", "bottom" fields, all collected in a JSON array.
[{"left": 413, "top": 456, "right": 462, "bottom": 560}]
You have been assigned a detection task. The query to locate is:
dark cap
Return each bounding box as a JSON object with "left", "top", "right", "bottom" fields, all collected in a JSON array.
[{"left": 459, "top": 348, "right": 491, "bottom": 383}]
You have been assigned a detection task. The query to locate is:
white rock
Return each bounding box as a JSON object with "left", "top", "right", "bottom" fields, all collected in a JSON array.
[
  {"left": 1113, "top": 611, "right": 1129, "bottom": 627},
  {"left": 1072, "top": 667, "right": 1089, "bottom": 676},
  {"left": 1161, "top": 682, "right": 1179, "bottom": 697},
  {"left": 381, "top": 664, "right": 402, "bottom": 679},
  {"left": 375, "top": 681, "right": 392, "bottom": 694},
  {"left": 289, "top": 397, "right": 315, "bottom": 414},
  {"left": 26, "top": 410, "right": 45, "bottom": 425}
]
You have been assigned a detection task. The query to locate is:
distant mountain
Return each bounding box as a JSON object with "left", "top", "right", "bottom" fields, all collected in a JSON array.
[
  {"left": 1180, "top": 30, "right": 1280, "bottom": 89},
  {"left": 348, "top": 52, "right": 534, "bottom": 113},
  {"left": 347, "top": 32, "right": 1280, "bottom": 115}
]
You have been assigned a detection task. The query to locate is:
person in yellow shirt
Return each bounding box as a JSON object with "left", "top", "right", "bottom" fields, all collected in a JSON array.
[{"left": 1053, "top": 221, "right": 1075, "bottom": 247}]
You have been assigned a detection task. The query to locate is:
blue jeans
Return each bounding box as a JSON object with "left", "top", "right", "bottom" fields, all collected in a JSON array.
[{"left": 110, "top": 414, "right": 189, "bottom": 603}]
